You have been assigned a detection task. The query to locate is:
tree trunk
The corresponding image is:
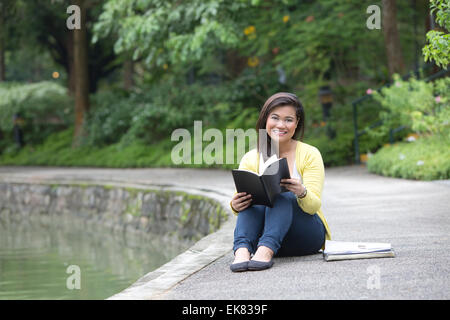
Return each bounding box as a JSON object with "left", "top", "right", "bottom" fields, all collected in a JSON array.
[
  {"left": 0, "top": 10, "right": 5, "bottom": 82},
  {"left": 225, "top": 50, "right": 247, "bottom": 78},
  {"left": 382, "top": 0, "right": 406, "bottom": 78},
  {"left": 67, "top": 31, "right": 76, "bottom": 96},
  {"left": 72, "top": 0, "right": 90, "bottom": 148},
  {"left": 0, "top": 37, "right": 5, "bottom": 82},
  {"left": 123, "top": 59, "right": 134, "bottom": 90}
]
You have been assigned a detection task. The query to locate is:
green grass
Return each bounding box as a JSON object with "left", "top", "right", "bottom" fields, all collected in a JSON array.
[
  {"left": 0, "top": 128, "right": 241, "bottom": 169},
  {"left": 0, "top": 127, "right": 351, "bottom": 169},
  {"left": 7, "top": 127, "right": 447, "bottom": 182},
  {"left": 0, "top": 129, "right": 169, "bottom": 168},
  {"left": 367, "top": 133, "right": 450, "bottom": 180}
]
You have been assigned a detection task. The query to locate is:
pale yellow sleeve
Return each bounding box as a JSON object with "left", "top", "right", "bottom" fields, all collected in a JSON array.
[
  {"left": 229, "top": 150, "right": 257, "bottom": 215},
  {"left": 296, "top": 147, "right": 324, "bottom": 214}
]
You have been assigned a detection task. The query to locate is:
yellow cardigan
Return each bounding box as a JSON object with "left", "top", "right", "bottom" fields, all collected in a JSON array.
[{"left": 230, "top": 141, "right": 331, "bottom": 247}]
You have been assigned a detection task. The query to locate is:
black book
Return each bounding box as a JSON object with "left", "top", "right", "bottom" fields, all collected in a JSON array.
[{"left": 231, "top": 155, "right": 291, "bottom": 207}]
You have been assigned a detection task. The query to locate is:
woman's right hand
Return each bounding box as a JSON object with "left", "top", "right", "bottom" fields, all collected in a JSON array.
[{"left": 231, "top": 192, "right": 252, "bottom": 212}]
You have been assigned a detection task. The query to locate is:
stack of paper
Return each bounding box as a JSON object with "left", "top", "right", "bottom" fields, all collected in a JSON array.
[{"left": 323, "top": 240, "right": 395, "bottom": 261}]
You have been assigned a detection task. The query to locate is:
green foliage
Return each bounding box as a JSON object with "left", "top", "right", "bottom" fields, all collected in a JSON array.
[
  {"left": 305, "top": 132, "right": 354, "bottom": 167},
  {"left": 85, "top": 90, "right": 135, "bottom": 147},
  {"left": 119, "top": 82, "right": 231, "bottom": 145},
  {"left": 85, "top": 0, "right": 431, "bottom": 171},
  {"left": 423, "top": 30, "right": 450, "bottom": 68},
  {"left": 367, "top": 133, "right": 450, "bottom": 180},
  {"left": 0, "top": 81, "right": 73, "bottom": 151},
  {"left": 1, "top": 0, "right": 437, "bottom": 175},
  {"left": 93, "top": 0, "right": 407, "bottom": 86},
  {"left": 226, "top": 107, "right": 259, "bottom": 130},
  {"left": 84, "top": 80, "right": 241, "bottom": 147},
  {"left": 245, "top": 0, "right": 382, "bottom": 83},
  {"left": 423, "top": 0, "right": 450, "bottom": 68},
  {"left": 0, "top": 127, "right": 171, "bottom": 168},
  {"left": 4, "top": 48, "right": 63, "bottom": 83},
  {"left": 369, "top": 75, "right": 450, "bottom": 137},
  {"left": 93, "top": 0, "right": 249, "bottom": 66}
]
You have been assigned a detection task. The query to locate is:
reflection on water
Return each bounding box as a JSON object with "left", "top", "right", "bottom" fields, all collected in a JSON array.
[{"left": 0, "top": 213, "right": 191, "bottom": 300}]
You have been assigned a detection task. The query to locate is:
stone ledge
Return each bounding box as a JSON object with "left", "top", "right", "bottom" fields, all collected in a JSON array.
[{"left": 0, "top": 177, "right": 236, "bottom": 300}]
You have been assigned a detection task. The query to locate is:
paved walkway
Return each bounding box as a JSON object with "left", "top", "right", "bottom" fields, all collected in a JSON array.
[{"left": 1, "top": 165, "right": 449, "bottom": 299}]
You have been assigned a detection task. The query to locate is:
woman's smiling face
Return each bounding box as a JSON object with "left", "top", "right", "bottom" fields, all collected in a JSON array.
[{"left": 265, "top": 105, "right": 298, "bottom": 142}]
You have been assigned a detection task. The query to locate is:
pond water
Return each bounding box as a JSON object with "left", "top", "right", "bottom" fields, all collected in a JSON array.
[{"left": 0, "top": 214, "right": 190, "bottom": 300}]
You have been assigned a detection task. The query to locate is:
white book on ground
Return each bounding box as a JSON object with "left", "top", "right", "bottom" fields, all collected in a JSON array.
[
  {"left": 324, "top": 240, "right": 392, "bottom": 254},
  {"left": 323, "top": 240, "right": 395, "bottom": 261},
  {"left": 324, "top": 251, "right": 395, "bottom": 261}
]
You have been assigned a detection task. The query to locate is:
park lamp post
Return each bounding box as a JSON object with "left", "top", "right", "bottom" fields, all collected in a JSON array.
[
  {"left": 13, "top": 113, "right": 25, "bottom": 149},
  {"left": 318, "top": 85, "right": 335, "bottom": 139}
]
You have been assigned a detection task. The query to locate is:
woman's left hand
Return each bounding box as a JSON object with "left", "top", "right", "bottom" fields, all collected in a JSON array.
[{"left": 280, "top": 178, "right": 305, "bottom": 197}]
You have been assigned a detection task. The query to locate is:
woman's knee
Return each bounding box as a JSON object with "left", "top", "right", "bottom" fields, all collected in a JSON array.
[
  {"left": 236, "top": 204, "right": 265, "bottom": 222},
  {"left": 234, "top": 205, "right": 265, "bottom": 238},
  {"left": 276, "top": 214, "right": 325, "bottom": 257}
]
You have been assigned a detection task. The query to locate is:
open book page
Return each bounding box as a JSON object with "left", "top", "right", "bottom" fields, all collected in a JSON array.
[
  {"left": 324, "top": 240, "right": 392, "bottom": 255},
  {"left": 233, "top": 154, "right": 279, "bottom": 177},
  {"left": 235, "top": 168, "right": 259, "bottom": 175},
  {"left": 259, "top": 154, "right": 280, "bottom": 175}
]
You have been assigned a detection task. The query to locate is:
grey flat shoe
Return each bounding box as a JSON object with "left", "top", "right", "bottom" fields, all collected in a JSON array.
[
  {"left": 248, "top": 259, "right": 274, "bottom": 271},
  {"left": 230, "top": 261, "right": 249, "bottom": 272}
]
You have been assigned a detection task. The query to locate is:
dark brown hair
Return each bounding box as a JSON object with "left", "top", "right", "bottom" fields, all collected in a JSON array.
[{"left": 256, "top": 92, "right": 305, "bottom": 161}]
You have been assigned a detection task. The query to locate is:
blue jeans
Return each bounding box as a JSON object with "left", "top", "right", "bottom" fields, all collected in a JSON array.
[{"left": 233, "top": 192, "right": 326, "bottom": 257}]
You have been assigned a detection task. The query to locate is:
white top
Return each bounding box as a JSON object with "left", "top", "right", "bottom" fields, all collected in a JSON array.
[{"left": 292, "top": 158, "right": 302, "bottom": 181}]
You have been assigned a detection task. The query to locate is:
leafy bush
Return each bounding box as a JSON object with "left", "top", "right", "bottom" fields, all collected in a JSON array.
[
  {"left": 367, "top": 132, "right": 450, "bottom": 180},
  {"left": 84, "top": 90, "right": 135, "bottom": 147},
  {"left": 0, "top": 81, "right": 73, "bottom": 152},
  {"left": 305, "top": 131, "right": 354, "bottom": 167},
  {"left": 85, "top": 78, "right": 260, "bottom": 148},
  {"left": 369, "top": 75, "right": 449, "bottom": 137},
  {"left": 83, "top": 81, "right": 231, "bottom": 147}
]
